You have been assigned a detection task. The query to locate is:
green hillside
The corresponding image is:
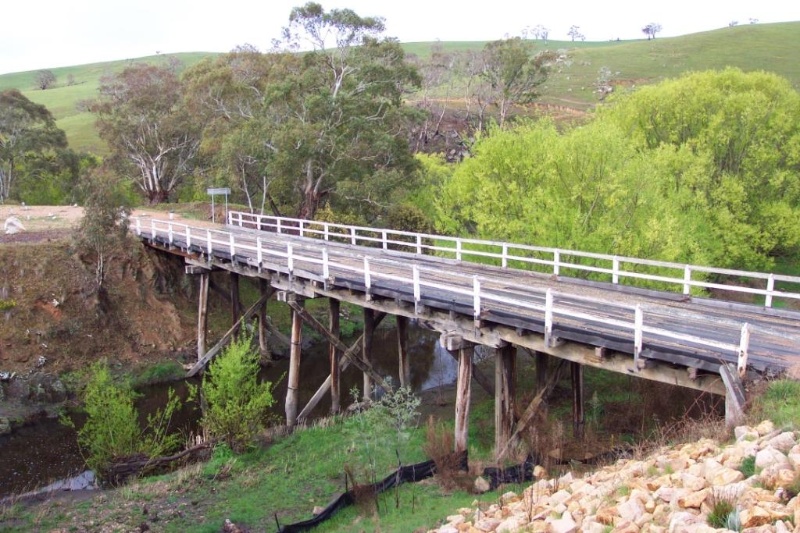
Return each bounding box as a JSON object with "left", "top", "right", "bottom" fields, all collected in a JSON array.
[{"left": 1, "top": 22, "right": 798, "bottom": 153}]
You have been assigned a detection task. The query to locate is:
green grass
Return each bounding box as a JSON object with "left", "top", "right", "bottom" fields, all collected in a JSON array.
[
  {"left": 751, "top": 380, "right": 800, "bottom": 428},
  {"left": 2, "top": 23, "right": 799, "bottom": 153}
]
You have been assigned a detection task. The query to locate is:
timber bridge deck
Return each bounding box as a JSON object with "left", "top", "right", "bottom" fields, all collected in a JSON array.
[{"left": 132, "top": 211, "right": 800, "bottom": 454}]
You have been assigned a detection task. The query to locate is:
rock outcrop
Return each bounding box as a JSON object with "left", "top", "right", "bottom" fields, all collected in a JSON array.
[{"left": 430, "top": 421, "right": 800, "bottom": 532}]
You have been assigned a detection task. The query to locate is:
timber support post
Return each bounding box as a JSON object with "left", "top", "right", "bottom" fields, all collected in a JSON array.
[
  {"left": 258, "top": 279, "right": 270, "bottom": 359},
  {"left": 536, "top": 351, "right": 549, "bottom": 394},
  {"left": 329, "top": 298, "right": 341, "bottom": 414},
  {"left": 397, "top": 315, "right": 410, "bottom": 388},
  {"left": 285, "top": 294, "right": 304, "bottom": 430},
  {"left": 363, "top": 308, "right": 375, "bottom": 400},
  {"left": 230, "top": 272, "right": 240, "bottom": 337},
  {"left": 442, "top": 333, "right": 474, "bottom": 453},
  {"left": 571, "top": 361, "right": 585, "bottom": 440},
  {"left": 186, "top": 266, "right": 210, "bottom": 362},
  {"left": 495, "top": 344, "right": 516, "bottom": 456}
]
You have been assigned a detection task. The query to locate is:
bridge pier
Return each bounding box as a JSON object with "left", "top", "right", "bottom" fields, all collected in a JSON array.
[
  {"left": 495, "top": 344, "right": 516, "bottom": 456},
  {"left": 286, "top": 296, "right": 304, "bottom": 430},
  {"left": 185, "top": 266, "right": 210, "bottom": 362},
  {"left": 363, "top": 308, "right": 375, "bottom": 400},
  {"left": 442, "top": 334, "right": 474, "bottom": 453},
  {"left": 230, "top": 272, "right": 240, "bottom": 336},
  {"left": 397, "top": 316, "right": 410, "bottom": 388},
  {"left": 329, "top": 298, "right": 341, "bottom": 414},
  {"left": 257, "top": 280, "right": 270, "bottom": 359},
  {"left": 571, "top": 362, "right": 585, "bottom": 439}
]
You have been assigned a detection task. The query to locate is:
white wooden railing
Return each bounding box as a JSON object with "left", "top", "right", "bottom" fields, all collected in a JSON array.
[
  {"left": 127, "top": 215, "right": 796, "bottom": 377},
  {"left": 226, "top": 212, "right": 800, "bottom": 310}
]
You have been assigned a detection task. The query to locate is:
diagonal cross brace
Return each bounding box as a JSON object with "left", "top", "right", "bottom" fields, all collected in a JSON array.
[
  {"left": 286, "top": 301, "right": 393, "bottom": 395},
  {"left": 186, "top": 291, "right": 272, "bottom": 377},
  {"left": 297, "top": 312, "right": 387, "bottom": 422}
]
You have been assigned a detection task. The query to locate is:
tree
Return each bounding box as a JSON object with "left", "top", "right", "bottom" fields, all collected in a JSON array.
[
  {"left": 476, "top": 38, "right": 556, "bottom": 127},
  {"left": 85, "top": 62, "right": 200, "bottom": 204},
  {"left": 642, "top": 23, "right": 662, "bottom": 40},
  {"left": 567, "top": 25, "right": 584, "bottom": 42},
  {"left": 73, "top": 165, "right": 132, "bottom": 295},
  {"left": 189, "top": 3, "right": 423, "bottom": 221},
  {"left": 36, "top": 70, "right": 56, "bottom": 90},
  {"left": 0, "top": 89, "right": 68, "bottom": 202},
  {"left": 598, "top": 68, "right": 800, "bottom": 269}
]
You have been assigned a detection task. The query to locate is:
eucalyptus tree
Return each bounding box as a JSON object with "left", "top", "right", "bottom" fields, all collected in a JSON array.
[
  {"left": 85, "top": 62, "right": 200, "bottom": 205},
  {"left": 0, "top": 89, "right": 68, "bottom": 202},
  {"left": 187, "top": 3, "right": 423, "bottom": 222}
]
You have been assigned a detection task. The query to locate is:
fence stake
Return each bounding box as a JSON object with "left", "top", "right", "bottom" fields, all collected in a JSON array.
[
  {"left": 683, "top": 266, "right": 692, "bottom": 295},
  {"left": 737, "top": 323, "right": 750, "bottom": 378},
  {"left": 765, "top": 274, "right": 775, "bottom": 308},
  {"left": 634, "top": 305, "right": 643, "bottom": 369},
  {"left": 545, "top": 289, "right": 554, "bottom": 347},
  {"left": 257, "top": 237, "right": 263, "bottom": 273},
  {"left": 473, "top": 276, "right": 481, "bottom": 321}
]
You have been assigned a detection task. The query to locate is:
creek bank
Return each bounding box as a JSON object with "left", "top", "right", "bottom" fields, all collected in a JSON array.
[
  {"left": 0, "top": 371, "right": 68, "bottom": 435},
  {"left": 430, "top": 420, "right": 800, "bottom": 533}
]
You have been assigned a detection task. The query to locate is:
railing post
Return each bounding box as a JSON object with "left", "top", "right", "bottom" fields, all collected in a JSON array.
[
  {"left": 257, "top": 236, "right": 263, "bottom": 273},
  {"left": 553, "top": 251, "right": 560, "bottom": 277},
  {"left": 612, "top": 256, "right": 619, "bottom": 284},
  {"left": 382, "top": 231, "right": 388, "bottom": 250},
  {"left": 416, "top": 235, "right": 422, "bottom": 255},
  {"left": 324, "top": 223, "right": 330, "bottom": 242},
  {"left": 276, "top": 218, "right": 282, "bottom": 234},
  {"left": 168, "top": 223, "right": 173, "bottom": 245},
  {"left": 364, "top": 257, "right": 371, "bottom": 297},
  {"left": 738, "top": 323, "right": 750, "bottom": 378},
  {"left": 413, "top": 265, "right": 421, "bottom": 309},
  {"left": 206, "top": 229, "right": 212, "bottom": 255},
  {"left": 323, "top": 248, "right": 330, "bottom": 281},
  {"left": 298, "top": 220, "right": 304, "bottom": 238},
  {"left": 765, "top": 274, "right": 775, "bottom": 308},
  {"left": 683, "top": 265, "right": 692, "bottom": 296},
  {"left": 350, "top": 227, "right": 356, "bottom": 246},
  {"left": 229, "top": 233, "right": 235, "bottom": 258},
  {"left": 473, "top": 276, "right": 481, "bottom": 322},
  {"left": 502, "top": 244, "right": 508, "bottom": 268},
  {"left": 544, "top": 289, "right": 554, "bottom": 347},
  {"left": 186, "top": 227, "right": 192, "bottom": 249},
  {"left": 634, "top": 305, "right": 643, "bottom": 368},
  {"left": 456, "top": 239, "right": 462, "bottom": 261},
  {"left": 287, "top": 244, "right": 294, "bottom": 277},
  {"left": 150, "top": 219, "right": 155, "bottom": 240},
  {"left": 136, "top": 218, "right": 141, "bottom": 236}
]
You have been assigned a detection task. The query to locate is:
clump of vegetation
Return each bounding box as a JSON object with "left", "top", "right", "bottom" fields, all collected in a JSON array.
[
  {"left": 200, "top": 335, "right": 278, "bottom": 452},
  {"left": 750, "top": 379, "right": 800, "bottom": 428},
  {"left": 63, "top": 361, "right": 183, "bottom": 477},
  {"left": 738, "top": 455, "right": 756, "bottom": 478},
  {"left": 707, "top": 487, "right": 741, "bottom": 530},
  {"left": 132, "top": 360, "right": 185, "bottom": 387},
  {"left": 0, "top": 298, "right": 16, "bottom": 311}
]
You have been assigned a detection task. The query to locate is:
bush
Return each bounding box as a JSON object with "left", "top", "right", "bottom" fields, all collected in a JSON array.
[
  {"left": 201, "top": 335, "right": 277, "bottom": 452},
  {"left": 64, "top": 361, "right": 182, "bottom": 475}
]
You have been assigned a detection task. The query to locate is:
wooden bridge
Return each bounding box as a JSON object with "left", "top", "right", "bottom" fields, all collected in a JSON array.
[{"left": 132, "top": 211, "right": 800, "bottom": 457}]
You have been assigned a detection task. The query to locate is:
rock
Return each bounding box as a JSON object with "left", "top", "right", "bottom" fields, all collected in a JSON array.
[
  {"left": 312, "top": 506, "right": 325, "bottom": 515},
  {"left": 766, "top": 432, "right": 797, "bottom": 453},
  {"left": 755, "top": 446, "right": 790, "bottom": 471},
  {"left": 496, "top": 515, "right": 526, "bottom": 532},
  {"left": 0, "top": 417, "right": 10, "bottom": 435},
  {"left": 613, "top": 520, "right": 639, "bottom": 533},
  {"left": 755, "top": 420, "right": 776, "bottom": 436},
  {"left": 739, "top": 505, "right": 772, "bottom": 528},
  {"left": 677, "top": 489, "right": 708, "bottom": 509},
  {"left": 473, "top": 517, "right": 501, "bottom": 531},
  {"left": 6, "top": 379, "right": 30, "bottom": 402},
  {"left": 759, "top": 464, "right": 797, "bottom": 490},
  {"left": 4, "top": 216, "right": 25, "bottom": 234},
  {"left": 618, "top": 498, "right": 645, "bottom": 522},
  {"left": 679, "top": 473, "right": 706, "bottom": 492},
  {"left": 735, "top": 425, "right": 758, "bottom": 441},
  {"left": 595, "top": 506, "right": 618, "bottom": 525},
  {"left": 474, "top": 476, "right": 491, "bottom": 494},
  {"left": 547, "top": 511, "right": 577, "bottom": 533},
  {"left": 533, "top": 465, "right": 547, "bottom": 478}
]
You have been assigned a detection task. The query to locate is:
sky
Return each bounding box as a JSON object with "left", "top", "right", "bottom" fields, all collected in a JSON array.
[{"left": 2, "top": 0, "right": 797, "bottom": 75}]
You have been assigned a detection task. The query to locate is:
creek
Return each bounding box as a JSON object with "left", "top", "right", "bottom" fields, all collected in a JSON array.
[{"left": 0, "top": 323, "right": 454, "bottom": 498}]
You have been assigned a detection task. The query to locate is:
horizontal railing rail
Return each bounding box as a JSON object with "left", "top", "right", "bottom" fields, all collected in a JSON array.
[
  {"left": 129, "top": 215, "right": 788, "bottom": 377},
  {"left": 226, "top": 211, "right": 800, "bottom": 309}
]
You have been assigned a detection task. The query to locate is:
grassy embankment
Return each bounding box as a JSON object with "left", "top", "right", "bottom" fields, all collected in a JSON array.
[{"left": 1, "top": 22, "right": 799, "bottom": 154}]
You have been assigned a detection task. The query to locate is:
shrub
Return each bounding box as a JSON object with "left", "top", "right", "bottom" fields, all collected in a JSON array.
[
  {"left": 200, "top": 335, "right": 277, "bottom": 452},
  {"left": 739, "top": 455, "right": 756, "bottom": 478},
  {"left": 64, "top": 361, "right": 182, "bottom": 476},
  {"left": 707, "top": 487, "right": 741, "bottom": 530}
]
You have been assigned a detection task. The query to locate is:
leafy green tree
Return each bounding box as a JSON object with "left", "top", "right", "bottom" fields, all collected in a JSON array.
[
  {"left": 477, "top": 38, "right": 556, "bottom": 127},
  {"left": 64, "top": 361, "right": 182, "bottom": 477},
  {"left": 73, "top": 165, "right": 132, "bottom": 295},
  {"left": 599, "top": 68, "right": 800, "bottom": 268},
  {"left": 85, "top": 62, "right": 200, "bottom": 204},
  {"left": 0, "top": 89, "right": 68, "bottom": 202},
  {"left": 186, "top": 3, "right": 423, "bottom": 222},
  {"left": 201, "top": 335, "right": 277, "bottom": 452}
]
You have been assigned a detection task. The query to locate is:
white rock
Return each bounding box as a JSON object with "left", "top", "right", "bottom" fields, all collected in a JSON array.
[
  {"left": 547, "top": 511, "right": 577, "bottom": 533},
  {"left": 766, "top": 432, "right": 797, "bottom": 453},
  {"left": 755, "top": 446, "right": 790, "bottom": 471},
  {"left": 3, "top": 216, "right": 25, "bottom": 234}
]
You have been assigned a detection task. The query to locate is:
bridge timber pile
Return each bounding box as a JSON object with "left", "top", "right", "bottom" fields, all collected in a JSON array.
[{"left": 132, "top": 211, "right": 800, "bottom": 457}]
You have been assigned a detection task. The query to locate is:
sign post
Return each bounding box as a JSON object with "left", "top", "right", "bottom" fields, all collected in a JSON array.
[{"left": 207, "top": 188, "right": 231, "bottom": 223}]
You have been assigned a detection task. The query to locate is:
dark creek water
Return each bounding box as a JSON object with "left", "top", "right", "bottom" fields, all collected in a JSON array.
[{"left": 0, "top": 325, "right": 455, "bottom": 498}]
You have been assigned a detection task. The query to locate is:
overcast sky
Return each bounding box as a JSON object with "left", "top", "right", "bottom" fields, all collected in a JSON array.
[{"left": 2, "top": 0, "right": 797, "bottom": 75}]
